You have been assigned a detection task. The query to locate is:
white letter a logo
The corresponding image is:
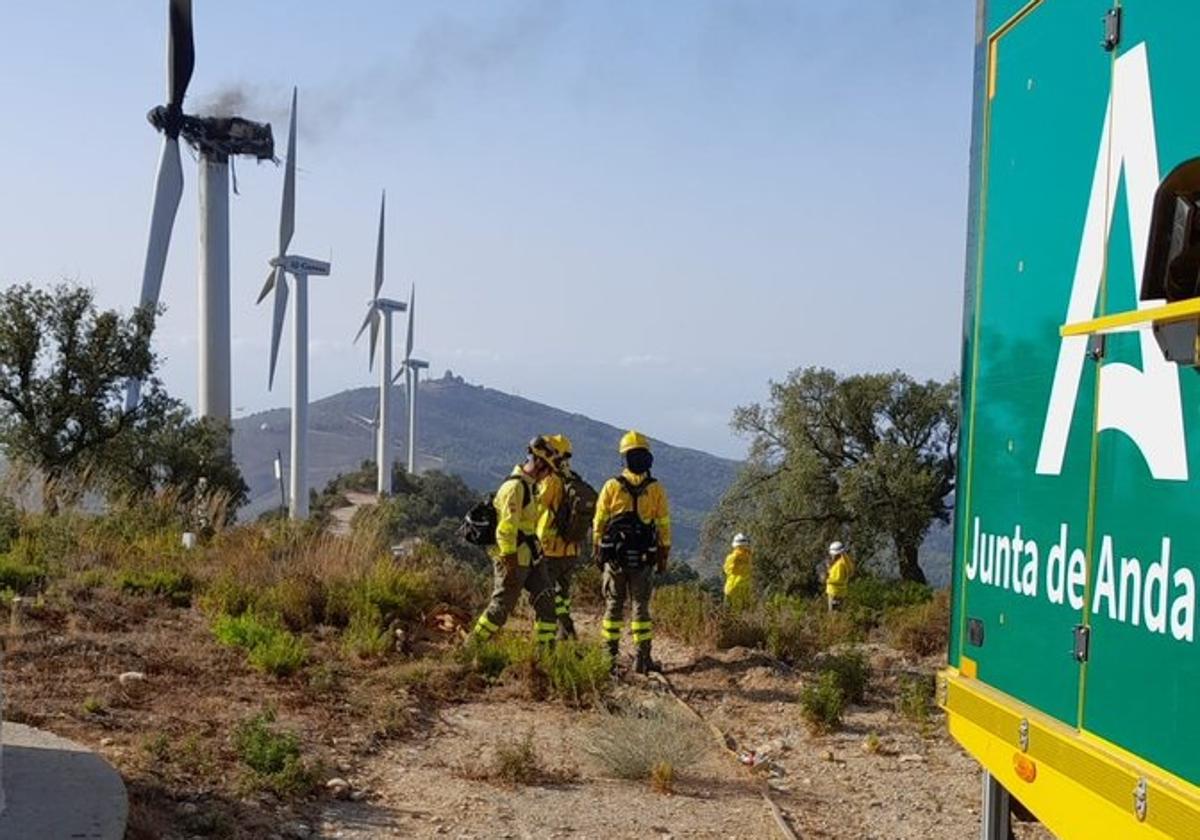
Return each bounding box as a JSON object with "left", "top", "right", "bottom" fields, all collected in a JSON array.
[{"left": 1036, "top": 45, "right": 1188, "bottom": 482}]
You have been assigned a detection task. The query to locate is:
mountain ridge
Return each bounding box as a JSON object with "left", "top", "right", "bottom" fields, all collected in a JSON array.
[{"left": 232, "top": 373, "right": 741, "bottom": 555}]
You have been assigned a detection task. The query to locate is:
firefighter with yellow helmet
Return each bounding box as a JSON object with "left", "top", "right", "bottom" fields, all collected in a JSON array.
[
  {"left": 537, "top": 434, "right": 596, "bottom": 640},
  {"left": 469, "top": 436, "right": 560, "bottom": 646},
  {"left": 593, "top": 430, "right": 672, "bottom": 674}
]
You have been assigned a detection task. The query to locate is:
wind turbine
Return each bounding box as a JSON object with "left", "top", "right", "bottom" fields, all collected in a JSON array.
[
  {"left": 127, "top": 0, "right": 275, "bottom": 418},
  {"left": 393, "top": 286, "right": 430, "bottom": 474},
  {"left": 353, "top": 191, "right": 407, "bottom": 496},
  {"left": 257, "top": 89, "right": 331, "bottom": 520}
]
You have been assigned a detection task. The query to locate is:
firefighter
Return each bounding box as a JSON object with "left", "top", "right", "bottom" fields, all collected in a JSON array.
[
  {"left": 593, "top": 430, "right": 671, "bottom": 674},
  {"left": 825, "top": 541, "right": 854, "bottom": 612},
  {"left": 723, "top": 533, "right": 753, "bottom": 608},
  {"left": 537, "top": 434, "right": 581, "bottom": 639},
  {"left": 470, "top": 437, "right": 559, "bottom": 646}
]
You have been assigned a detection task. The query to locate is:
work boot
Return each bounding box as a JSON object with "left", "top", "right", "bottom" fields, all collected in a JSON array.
[{"left": 634, "top": 641, "right": 660, "bottom": 675}]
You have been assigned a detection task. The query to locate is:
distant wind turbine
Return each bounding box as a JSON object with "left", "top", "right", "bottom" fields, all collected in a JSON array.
[
  {"left": 393, "top": 286, "right": 430, "bottom": 474},
  {"left": 257, "top": 89, "right": 331, "bottom": 520},
  {"left": 353, "top": 191, "right": 407, "bottom": 496}
]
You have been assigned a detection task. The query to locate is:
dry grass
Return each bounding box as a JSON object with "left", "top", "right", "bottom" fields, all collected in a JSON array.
[
  {"left": 582, "top": 699, "right": 709, "bottom": 782},
  {"left": 885, "top": 589, "right": 951, "bottom": 658}
]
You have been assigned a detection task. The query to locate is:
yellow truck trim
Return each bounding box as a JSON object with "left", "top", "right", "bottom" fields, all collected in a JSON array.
[
  {"left": 1060, "top": 297, "right": 1200, "bottom": 337},
  {"left": 939, "top": 668, "right": 1200, "bottom": 839}
]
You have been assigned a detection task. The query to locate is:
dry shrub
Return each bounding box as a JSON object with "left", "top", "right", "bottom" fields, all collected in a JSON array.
[
  {"left": 582, "top": 699, "right": 708, "bottom": 782},
  {"left": 885, "top": 589, "right": 951, "bottom": 658},
  {"left": 463, "top": 729, "right": 576, "bottom": 787},
  {"left": 649, "top": 760, "right": 675, "bottom": 794}
]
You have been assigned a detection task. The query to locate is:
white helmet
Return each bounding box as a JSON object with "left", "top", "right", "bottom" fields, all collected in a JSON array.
[
  {"left": 732, "top": 533, "right": 750, "bottom": 548},
  {"left": 828, "top": 541, "right": 845, "bottom": 556}
]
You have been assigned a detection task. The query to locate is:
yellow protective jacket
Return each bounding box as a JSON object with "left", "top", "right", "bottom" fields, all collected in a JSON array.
[
  {"left": 826, "top": 554, "right": 854, "bottom": 598},
  {"left": 536, "top": 470, "right": 580, "bottom": 558},
  {"left": 494, "top": 466, "right": 539, "bottom": 564},
  {"left": 723, "top": 547, "right": 752, "bottom": 597},
  {"left": 592, "top": 469, "right": 671, "bottom": 550}
]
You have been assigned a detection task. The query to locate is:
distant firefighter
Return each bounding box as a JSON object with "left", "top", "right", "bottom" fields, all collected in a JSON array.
[
  {"left": 723, "top": 533, "right": 753, "bottom": 608},
  {"left": 825, "top": 541, "right": 855, "bottom": 612}
]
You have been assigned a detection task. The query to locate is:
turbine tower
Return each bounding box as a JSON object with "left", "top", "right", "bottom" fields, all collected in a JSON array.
[
  {"left": 353, "top": 192, "right": 407, "bottom": 496},
  {"left": 393, "top": 286, "right": 430, "bottom": 474},
  {"left": 127, "top": 0, "right": 275, "bottom": 419},
  {"left": 258, "top": 89, "right": 331, "bottom": 520}
]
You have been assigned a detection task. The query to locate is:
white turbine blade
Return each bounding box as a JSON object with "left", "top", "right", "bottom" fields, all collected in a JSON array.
[
  {"left": 256, "top": 267, "right": 276, "bottom": 305},
  {"left": 268, "top": 268, "right": 289, "bottom": 390},
  {"left": 374, "top": 190, "right": 386, "bottom": 300},
  {"left": 278, "top": 88, "right": 297, "bottom": 256},
  {"left": 368, "top": 314, "right": 379, "bottom": 371},
  {"left": 125, "top": 135, "right": 185, "bottom": 412},
  {"left": 392, "top": 361, "right": 407, "bottom": 385},
  {"left": 138, "top": 136, "right": 185, "bottom": 311},
  {"left": 405, "top": 285, "right": 415, "bottom": 359}
]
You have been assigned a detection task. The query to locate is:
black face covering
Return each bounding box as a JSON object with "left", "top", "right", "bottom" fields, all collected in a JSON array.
[{"left": 624, "top": 448, "right": 653, "bottom": 475}]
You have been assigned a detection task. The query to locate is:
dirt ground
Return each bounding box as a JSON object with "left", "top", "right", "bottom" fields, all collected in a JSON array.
[{"left": 3, "top": 589, "right": 1054, "bottom": 839}]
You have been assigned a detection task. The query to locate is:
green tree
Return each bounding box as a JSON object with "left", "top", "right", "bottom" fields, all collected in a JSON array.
[
  {"left": 0, "top": 283, "right": 156, "bottom": 512},
  {"left": 705, "top": 368, "right": 957, "bottom": 586},
  {"left": 0, "top": 283, "right": 246, "bottom": 522}
]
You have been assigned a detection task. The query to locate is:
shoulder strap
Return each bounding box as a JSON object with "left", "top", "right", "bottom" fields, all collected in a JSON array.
[
  {"left": 615, "top": 475, "right": 655, "bottom": 516},
  {"left": 500, "top": 474, "right": 531, "bottom": 508}
]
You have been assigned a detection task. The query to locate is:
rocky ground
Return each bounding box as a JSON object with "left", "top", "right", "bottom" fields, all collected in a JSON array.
[{"left": 4, "top": 590, "right": 1054, "bottom": 839}]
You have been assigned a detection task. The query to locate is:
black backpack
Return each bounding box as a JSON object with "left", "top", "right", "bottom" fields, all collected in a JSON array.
[
  {"left": 553, "top": 469, "right": 599, "bottom": 545},
  {"left": 598, "top": 476, "right": 659, "bottom": 568},
  {"left": 460, "top": 475, "right": 531, "bottom": 547}
]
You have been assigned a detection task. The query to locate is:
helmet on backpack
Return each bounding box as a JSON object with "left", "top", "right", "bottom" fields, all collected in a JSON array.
[{"left": 619, "top": 430, "right": 651, "bottom": 454}]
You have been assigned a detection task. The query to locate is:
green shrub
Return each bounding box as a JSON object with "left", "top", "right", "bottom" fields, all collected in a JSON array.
[
  {"left": 326, "top": 559, "right": 434, "bottom": 628},
  {"left": 232, "top": 709, "right": 316, "bottom": 796},
  {"left": 0, "top": 553, "right": 45, "bottom": 594},
  {"left": 762, "top": 596, "right": 819, "bottom": 663},
  {"left": 213, "top": 612, "right": 307, "bottom": 677},
  {"left": 264, "top": 574, "right": 327, "bottom": 631},
  {"left": 847, "top": 576, "right": 933, "bottom": 614},
  {"left": 651, "top": 584, "right": 718, "bottom": 647},
  {"left": 820, "top": 649, "right": 870, "bottom": 704},
  {"left": 898, "top": 674, "right": 935, "bottom": 733},
  {"left": 800, "top": 671, "right": 845, "bottom": 734},
  {"left": 459, "top": 635, "right": 610, "bottom": 705},
  {"left": 885, "top": 590, "right": 951, "bottom": 658},
  {"left": 343, "top": 606, "right": 392, "bottom": 660},
  {"left": 116, "top": 565, "right": 194, "bottom": 606}
]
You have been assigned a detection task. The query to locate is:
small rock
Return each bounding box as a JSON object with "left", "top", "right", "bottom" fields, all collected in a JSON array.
[
  {"left": 283, "top": 822, "right": 312, "bottom": 839},
  {"left": 350, "top": 789, "right": 369, "bottom": 802},
  {"left": 337, "top": 761, "right": 353, "bottom": 773},
  {"left": 177, "top": 802, "right": 199, "bottom": 816},
  {"left": 821, "top": 750, "right": 835, "bottom": 762},
  {"left": 100, "top": 737, "right": 115, "bottom": 747},
  {"left": 898, "top": 753, "right": 925, "bottom": 764},
  {"left": 118, "top": 671, "right": 146, "bottom": 686},
  {"left": 326, "top": 778, "right": 352, "bottom": 799}
]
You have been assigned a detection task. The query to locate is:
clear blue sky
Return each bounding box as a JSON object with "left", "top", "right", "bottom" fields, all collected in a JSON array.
[{"left": 0, "top": 1, "right": 974, "bottom": 459}]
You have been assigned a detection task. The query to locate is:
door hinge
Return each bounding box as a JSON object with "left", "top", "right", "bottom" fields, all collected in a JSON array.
[
  {"left": 1103, "top": 7, "right": 1122, "bottom": 52},
  {"left": 1073, "top": 624, "right": 1091, "bottom": 663}
]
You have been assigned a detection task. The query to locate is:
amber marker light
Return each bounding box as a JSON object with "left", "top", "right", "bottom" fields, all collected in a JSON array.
[{"left": 1013, "top": 753, "right": 1038, "bottom": 783}]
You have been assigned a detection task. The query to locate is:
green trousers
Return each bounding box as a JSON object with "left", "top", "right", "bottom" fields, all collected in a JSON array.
[
  {"left": 601, "top": 563, "right": 653, "bottom": 649},
  {"left": 473, "top": 547, "right": 557, "bottom": 644},
  {"left": 544, "top": 555, "right": 578, "bottom": 638}
]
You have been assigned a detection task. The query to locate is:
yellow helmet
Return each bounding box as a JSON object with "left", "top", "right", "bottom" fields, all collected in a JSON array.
[
  {"left": 548, "top": 434, "right": 573, "bottom": 464},
  {"left": 528, "top": 435, "right": 558, "bottom": 466},
  {"left": 619, "top": 430, "right": 651, "bottom": 454}
]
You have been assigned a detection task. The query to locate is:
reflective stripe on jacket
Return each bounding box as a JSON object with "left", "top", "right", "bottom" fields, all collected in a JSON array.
[{"left": 592, "top": 469, "right": 671, "bottom": 549}]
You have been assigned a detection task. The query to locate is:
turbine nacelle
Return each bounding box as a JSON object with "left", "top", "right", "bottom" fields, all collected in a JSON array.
[
  {"left": 374, "top": 298, "right": 407, "bottom": 313},
  {"left": 270, "top": 254, "right": 331, "bottom": 277}
]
